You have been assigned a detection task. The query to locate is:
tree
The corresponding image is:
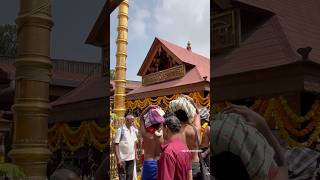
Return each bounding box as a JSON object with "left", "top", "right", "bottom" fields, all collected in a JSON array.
[
  {"left": 0, "top": 24, "right": 17, "bottom": 57},
  {"left": 110, "top": 69, "right": 115, "bottom": 80}
]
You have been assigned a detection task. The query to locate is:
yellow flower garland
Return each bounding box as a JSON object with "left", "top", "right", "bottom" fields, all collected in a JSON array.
[
  {"left": 126, "top": 92, "right": 210, "bottom": 110},
  {"left": 48, "top": 121, "right": 108, "bottom": 152},
  {"left": 49, "top": 96, "right": 320, "bottom": 151},
  {"left": 250, "top": 97, "right": 320, "bottom": 147}
]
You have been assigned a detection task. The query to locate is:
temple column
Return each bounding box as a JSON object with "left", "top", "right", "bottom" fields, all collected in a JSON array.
[
  {"left": 8, "top": 0, "right": 54, "bottom": 179},
  {"left": 114, "top": 0, "right": 129, "bottom": 123}
]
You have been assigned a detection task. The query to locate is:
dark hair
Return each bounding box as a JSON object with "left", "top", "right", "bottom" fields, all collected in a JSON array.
[
  {"left": 211, "top": 152, "right": 250, "bottom": 180},
  {"left": 164, "top": 115, "right": 181, "bottom": 133},
  {"left": 174, "top": 109, "right": 189, "bottom": 123},
  {"left": 49, "top": 168, "right": 80, "bottom": 180}
]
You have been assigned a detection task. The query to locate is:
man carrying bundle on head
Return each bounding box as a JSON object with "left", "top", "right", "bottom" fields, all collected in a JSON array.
[
  {"left": 211, "top": 105, "right": 288, "bottom": 180},
  {"left": 50, "top": 167, "right": 81, "bottom": 180},
  {"left": 139, "top": 105, "right": 165, "bottom": 180},
  {"left": 199, "top": 107, "right": 210, "bottom": 166},
  {"left": 168, "top": 95, "right": 203, "bottom": 180}
]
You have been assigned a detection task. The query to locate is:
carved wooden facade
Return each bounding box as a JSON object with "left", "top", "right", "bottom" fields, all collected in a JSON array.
[
  {"left": 142, "top": 47, "right": 185, "bottom": 85},
  {"left": 212, "top": 9, "right": 241, "bottom": 54},
  {"left": 142, "top": 65, "right": 186, "bottom": 85}
]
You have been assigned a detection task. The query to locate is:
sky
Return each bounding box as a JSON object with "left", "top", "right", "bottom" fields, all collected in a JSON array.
[
  {"left": 110, "top": 0, "right": 210, "bottom": 81},
  {"left": 1, "top": 0, "right": 210, "bottom": 81},
  {"left": 0, "top": 0, "right": 103, "bottom": 62}
]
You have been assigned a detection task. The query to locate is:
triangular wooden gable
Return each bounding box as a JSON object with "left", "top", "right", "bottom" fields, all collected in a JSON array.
[
  {"left": 138, "top": 38, "right": 185, "bottom": 77},
  {"left": 138, "top": 38, "right": 192, "bottom": 86}
]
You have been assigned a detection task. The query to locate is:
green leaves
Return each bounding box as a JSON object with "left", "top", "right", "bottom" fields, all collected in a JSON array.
[
  {"left": 110, "top": 69, "right": 115, "bottom": 80},
  {"left": 0, "top": 163, "right": 25, "bottom": 178},
  {"left": 0, "top": 24, "right": 17, "bottom": 57},
  {"left": 110, "top": 111, "right": 117, "bottom": 120}
]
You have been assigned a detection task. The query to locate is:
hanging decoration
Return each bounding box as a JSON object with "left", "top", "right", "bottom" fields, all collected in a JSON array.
[
  {"left": 48, "top": 96, "right": 320, "bottom": 152},
  {"left": 48, "top": 121, "right": 108, "bottom": 152},
  {"left": 126, "top": 92, "right": 210, "bottom": 111},
  {"left": 48, "top": 111, "right": 138, "bottom": 152},
  {"left": 245, "top": 97, "right": 320, "bottom": 147}
]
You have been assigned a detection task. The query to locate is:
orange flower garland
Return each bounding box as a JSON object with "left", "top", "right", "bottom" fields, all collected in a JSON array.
[
  {"left": 48, "top": 121, "right": 108, "bottom": 152},
  {"left": 126, "top": 92, "right": 210, "bottom": 110},
  {"left": 48, "top": 97, "right": 320, "bottom": 151}
]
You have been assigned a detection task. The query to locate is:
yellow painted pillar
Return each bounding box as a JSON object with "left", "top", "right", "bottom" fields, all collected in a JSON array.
[
  {"left": 8, "top": 0, "right": 54, "bottom": 179},
  {"left": 114, "top": 0, "right": 129, "bottom": 123}
]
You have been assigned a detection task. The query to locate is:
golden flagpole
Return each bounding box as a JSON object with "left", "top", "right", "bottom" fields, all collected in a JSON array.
[
  {"left": 112, "top": 0, "right": 129, "bottom": 178},
  {"left": 114, "top": 0, "right": 129, "bottom": 124}
]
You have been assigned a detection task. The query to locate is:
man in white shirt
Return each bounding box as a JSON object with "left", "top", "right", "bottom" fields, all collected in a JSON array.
[{"left": 114, "top": 114, "right": 138, "bottom": 180}]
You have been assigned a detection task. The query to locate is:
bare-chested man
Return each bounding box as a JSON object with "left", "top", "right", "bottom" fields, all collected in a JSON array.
[
  {"left": 139, "top": 105, "right": 165, "bottom": 180},
  {"left": 169, "top": 95, "right": 202, "bottom": 180}
]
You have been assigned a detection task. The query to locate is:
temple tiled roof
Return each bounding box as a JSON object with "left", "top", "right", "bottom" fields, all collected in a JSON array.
[
  {"left": 127, "top": 37, "right": 210, "bottom": 99},
  {"left": 213, "top": 0, "right": 320, "bottom": 77}
]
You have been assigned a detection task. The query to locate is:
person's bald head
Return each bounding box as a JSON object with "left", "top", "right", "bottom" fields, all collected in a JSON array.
[{"left": 50, "top": 169, "right": 81, "bottom": 180}]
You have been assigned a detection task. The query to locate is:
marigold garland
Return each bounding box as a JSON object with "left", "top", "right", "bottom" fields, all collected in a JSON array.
[
  {"left": 126, "top": 92, "right": 210, "bottom": 110},
  {"left": 49, "top": 96, "right": 320, "bottom": 152},
  {"left": 279, "top": 97, "right": 319, "bottom": 123},
  {"left": 48, "top": 121, "right": 108, "bottom": 152},
  {"left": 251, "top": 97, "right": 320, "bottom": 147}
]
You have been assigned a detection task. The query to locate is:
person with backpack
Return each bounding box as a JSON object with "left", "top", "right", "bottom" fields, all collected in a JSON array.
[{"left": 114, "top": 114, "right": 138, "bottom": 180}]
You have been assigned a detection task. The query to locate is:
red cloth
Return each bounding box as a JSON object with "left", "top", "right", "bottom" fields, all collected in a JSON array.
[
  {"left": 157, "top": 137, "right": 192, "bottom": 180},
  {"left": 268, "top": 163, "right": 279, "bottom": 180},
  {"left": 141, "top": 154, "right": 144, "bottom": 165},
  {"left": 146, "top": 126, "right": 156, "bottom": 134},
  {"left": 141, "top": 141, "right": 144, "bottom": 165}
]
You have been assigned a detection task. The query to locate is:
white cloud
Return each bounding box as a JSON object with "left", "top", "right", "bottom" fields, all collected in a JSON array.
[
  {"left": 152, "top": 0, "right": 210, "bottom": 58},
  {"left": 130, "top": 8, "right": 151, "bottom": 40},
  {"left": 110, "top": 0, "right": 210, "bottom": 80}
]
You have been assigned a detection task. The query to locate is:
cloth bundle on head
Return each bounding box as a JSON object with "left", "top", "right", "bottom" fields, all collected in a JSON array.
[
  {"left": 211, "top": 113, "right": 275, "bottom": 180},
  {"left": 168, "top": 96, "right": 196, "bottom": 123},
  {"left": 143, "top": 107, "right": 165, "bottom": 128},
  {"left": 199, "top": 108, "right": 210, "bottom": 122}
]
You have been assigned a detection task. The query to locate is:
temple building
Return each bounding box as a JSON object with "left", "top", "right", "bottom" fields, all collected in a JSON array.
[
  {"left": 0, "top": 56, "right": 101, "bottom": 109},
  {"left": 212, "top": 0, "right": 320, "bottom": 147},
  {"left": 0, "top": 56, "right": 101, "bottom": 162},
  {"left": 126, "top": 37, "right": 210, "bottom": 113},
  {"left": 47, "top": 3, "right": 210, "bottom": 176}
]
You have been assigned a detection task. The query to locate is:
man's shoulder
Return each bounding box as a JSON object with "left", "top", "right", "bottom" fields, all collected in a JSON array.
[
  {"left": 163, "top": 142, "right": 190, "bottom": 161},
  {"left": 165, "top": 139, "right": 188, "bottom": 152},
  {"left": 184, "top": 126, "right": 196, "bottom": 138}
]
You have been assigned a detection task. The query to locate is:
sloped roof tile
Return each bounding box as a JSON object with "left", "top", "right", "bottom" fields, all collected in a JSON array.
[
  {"left": 214, "top": 0, "right": 320, "bottom": 77},
  {"left": 130, "top": 37, "right": 210, "bottom": 98}
]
